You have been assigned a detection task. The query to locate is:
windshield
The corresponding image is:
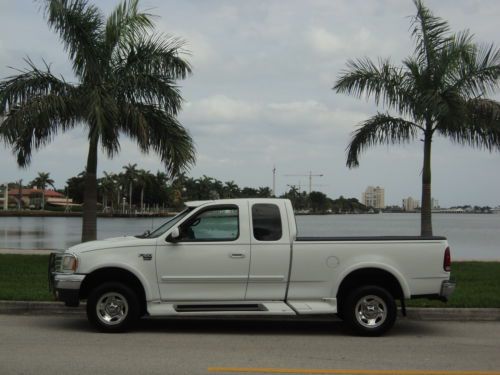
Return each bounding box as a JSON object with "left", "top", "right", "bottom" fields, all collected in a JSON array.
[{"left": 145, "top": 208, "right": 194, "bottom": 238}]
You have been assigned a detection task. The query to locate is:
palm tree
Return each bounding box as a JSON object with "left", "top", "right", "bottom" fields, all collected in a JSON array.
[
  {"left": 0, "top": 0, "right": 195, "bottom": 241},
  {"left": 99, "top": 171, "right": 117, "bottom": 213},
  {"left": 30, "top": 172, "right": 56, "bottom": 210},
  {"left": 334, "top": 0, "right": 500, "bottom": 236},
  {"left": 122, "top": 163, "right": 138, "bottom": 214},
  {"left": 223, "top": 180, "right": 240, "bottom": 198},
  {"left": 136, "top": 169, "right": 152, "bottom": 212}
]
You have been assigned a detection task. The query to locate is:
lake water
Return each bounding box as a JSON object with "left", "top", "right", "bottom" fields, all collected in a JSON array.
[{"left": 0, "top": 213, "right": 499, "bottom": 260}]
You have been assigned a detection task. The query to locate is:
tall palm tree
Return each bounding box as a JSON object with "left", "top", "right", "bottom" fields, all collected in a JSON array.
[
  {"left": 334, "top": 0, "right": 500, "bottom": 236},
  {"left": 136, "top": 169, "right": 152, "bottom": 212},
  {"left": 99, "top": 171, "right": 117, "bottom": 213},
  {"left": 122, "top": 163, "right": 138, "bottom": 214},
  {"left": 223, "top": 180, "right": 240, "bottom": 198},
  {"left": 30, "top": 172, "right": 56, "bottom": 210},
  {"left": 0, "top": 0, "right": 195, "bottom": 241}
]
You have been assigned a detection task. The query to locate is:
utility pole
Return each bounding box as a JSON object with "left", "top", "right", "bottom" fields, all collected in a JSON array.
[
  {"left": 272, "top": 165, "right": 276, "bottom": 197},
  {"left": 284, "top": 171, "right": 324, "bottom": 194}
]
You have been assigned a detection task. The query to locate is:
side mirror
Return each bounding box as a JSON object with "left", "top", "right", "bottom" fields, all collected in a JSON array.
[{"left": 166, "top": 227, "right": 180, "bottom": 243}]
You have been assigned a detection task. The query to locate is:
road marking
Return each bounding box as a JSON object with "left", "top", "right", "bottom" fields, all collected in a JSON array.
[{"left": 207, "top": 368, "right": 500, "bottom": 375}]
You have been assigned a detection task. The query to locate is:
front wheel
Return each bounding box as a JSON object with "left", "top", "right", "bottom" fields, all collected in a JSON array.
[
  {"left": 343, "top": 285, "right": 397, "bottom": 336},
  {"left": 86, "top": 282, "right": 139, "bottom": 333}
]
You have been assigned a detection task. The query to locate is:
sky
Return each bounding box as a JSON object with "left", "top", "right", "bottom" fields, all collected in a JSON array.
[{"left": 0, "top": 0, "right": 499, "bottom": 207}]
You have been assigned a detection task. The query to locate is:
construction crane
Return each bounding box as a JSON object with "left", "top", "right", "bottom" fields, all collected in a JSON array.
[{"left": 284, "top": 171, "right": 324, "bottom": 194}]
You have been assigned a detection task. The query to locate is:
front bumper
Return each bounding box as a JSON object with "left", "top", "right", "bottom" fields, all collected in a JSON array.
[{"left": 48, "top": 252, "right": 85, "bottom": 307}]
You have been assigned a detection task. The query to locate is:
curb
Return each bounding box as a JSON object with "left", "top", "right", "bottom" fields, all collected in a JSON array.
[
  {"left": 405, "top": 307, "right": 500, "bottom": 321},
  {"left": 1, "top": 301, "right": 499, "bottom": 321},
  {"left": 0, "top": 301, "right": 85, "bottom": 315}
]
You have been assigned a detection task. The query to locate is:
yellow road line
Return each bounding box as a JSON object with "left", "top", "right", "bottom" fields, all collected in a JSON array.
[{"left": 207, "top": 367, "right": 500, "bottom": 375}]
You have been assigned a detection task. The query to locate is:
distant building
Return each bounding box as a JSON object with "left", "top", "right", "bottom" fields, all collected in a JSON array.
[
  {"left": 362, "top": 186, "right": 385, "bottom": 209},
  {"left": 431, "top": 198, "right": 439, "bottom": 209},
  {"left": 402, "top": 197, "right": 420, "bottom": 211},
  {"left": 0, "top": 188, "right": 77, "bottom": 209}
]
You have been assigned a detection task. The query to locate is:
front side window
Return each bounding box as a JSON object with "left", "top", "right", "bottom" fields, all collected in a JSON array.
[
  {"left": 252, "top": 204, "right": 282, "bottom": 241},
  {"left": 178, "top": 206, "right": 239, "bottom": 241}
]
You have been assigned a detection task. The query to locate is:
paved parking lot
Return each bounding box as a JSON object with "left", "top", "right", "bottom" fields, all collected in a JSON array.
[{"left": 1, "top": 315, "right": 499, "bottom": 375}]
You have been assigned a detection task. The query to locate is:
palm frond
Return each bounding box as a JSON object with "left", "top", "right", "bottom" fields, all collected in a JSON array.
[
  {"left": 115, "top": 34, "right": 192, "bottom": 80},
  {"left": 410, "top": 0, "right": 451, "bottom": 68},
  {"left": 437, "top": 98, "right": 500, "bottom": 151},
  {"left": 346, "top": 113, "right": 421, "bottom": 168},
  {"left": 105, "top": 0, "right": 154, "bottom": 54},
  {"left": 450, "top": 42, "right": 500, "bottom": 98},
  {"left": 84, "top": 91, "right": 120, "bottom": 157},
  {"left": 334, "top": 57, "right": 411, "bottom": 114},
  {"left": 114, "top": 72, "right": 183, "bottom": 115},
  {"left": 118, "top": 102, "right": 195, "bottom": 176},
  {"left": 43, "top": 0, "right": 104, "bottom": 79},
  {"left": 0, "top": 58, "right": 75, "bottom": 113},
  {"left": 0, "top": 93, "right": 78, "bottom": 166}
]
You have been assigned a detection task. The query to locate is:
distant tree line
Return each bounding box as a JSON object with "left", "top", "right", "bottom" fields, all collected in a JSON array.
[{"left": 5, "top": 167, "right": 368, "bottom": 214}]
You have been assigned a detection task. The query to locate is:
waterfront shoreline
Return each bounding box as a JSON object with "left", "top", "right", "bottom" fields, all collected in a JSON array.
[{"left": 0, "top": 211, "right": 176, "bottom": 218}]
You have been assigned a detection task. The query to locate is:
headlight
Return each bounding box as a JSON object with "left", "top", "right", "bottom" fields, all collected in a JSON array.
[{"left": 60, "top": 254, "right": 79, "bottom": 273}]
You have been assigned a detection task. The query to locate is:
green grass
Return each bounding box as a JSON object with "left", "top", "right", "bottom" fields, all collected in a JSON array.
[
  {"left": 407, "top": 261, "right": 500, "bottom": 308},
  {"left": 1, "top": 255, "right": 499, "bottom": 307},
  {"left": 0, "top": 255, "right": 54, "bottom": 301}
]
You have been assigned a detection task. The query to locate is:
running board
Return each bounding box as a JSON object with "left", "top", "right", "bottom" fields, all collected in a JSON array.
[
  {"left": 147, "top": 301, "right": 296, "bottom": 316},
  {"left": 175, "top": 304, "right": 265, "bottom": 313}
]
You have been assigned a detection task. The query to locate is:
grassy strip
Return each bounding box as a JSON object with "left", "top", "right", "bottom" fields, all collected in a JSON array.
[
  {"left": 407, "top": 261, "right": 500, "bottom": 308},
  {"left": 0, "top": 255, "right": 499, "bottom": 307},
  {"left": 0, "top": 254, "right": 54, "bottom": 301}
]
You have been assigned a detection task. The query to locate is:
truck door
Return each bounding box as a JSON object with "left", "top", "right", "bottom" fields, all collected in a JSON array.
[
  {"left": 246, "top": 202, "right": 292, "bottom": 300},
  {"left": 156, "top": 203, "right": 250, "bottom": 301}
]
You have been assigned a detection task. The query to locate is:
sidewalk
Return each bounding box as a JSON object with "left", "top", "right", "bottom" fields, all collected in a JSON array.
[{"left": 0, "top": 300, "right": 499, "bottom": 321}]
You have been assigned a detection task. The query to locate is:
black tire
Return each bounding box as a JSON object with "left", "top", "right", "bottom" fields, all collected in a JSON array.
[
  {"left": 86, "top": 282, "right": 140, "bottom": 333},
  {"left": 342, "top": 285, "right": 397, "bottom": 336}
]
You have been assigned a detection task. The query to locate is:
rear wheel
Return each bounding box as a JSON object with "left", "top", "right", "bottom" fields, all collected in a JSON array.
[
  {"left": 86, "top": 282, "right": 139, "bottom": 333},
  {"left": 343, "top": 285, "right": 397, "bottom": 336}
]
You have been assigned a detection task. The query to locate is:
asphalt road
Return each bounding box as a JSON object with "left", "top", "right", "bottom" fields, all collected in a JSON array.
[{"left": 1, "top": 315, "right": 499, "bottom": 375}]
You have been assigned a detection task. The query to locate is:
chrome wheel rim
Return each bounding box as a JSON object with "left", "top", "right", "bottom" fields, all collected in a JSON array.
[
  {"left": 355, "top": 295, "right": 387, "bottom": 329},
  {"left": 96, "top": 292, "right": 129, "bottom": 326}
]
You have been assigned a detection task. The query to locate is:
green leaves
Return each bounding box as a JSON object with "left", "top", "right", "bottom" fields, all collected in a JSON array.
[
  {"left": 334, "top": 0, "right": 500, "bottom": 236},
  {"left": 1, "top": 0, "right": 195, "bottom": 177},
  {"left": 346, "top": 114, "right": 420, "bottom": 168},
  {"left": 335, "top": 0, "right": 500, "bottom": 168},
  {"left": 44, "top": 0, "right": 104, "bottom": 80}
]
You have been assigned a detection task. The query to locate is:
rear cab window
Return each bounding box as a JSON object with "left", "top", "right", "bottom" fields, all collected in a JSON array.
[{"left": 252, "top": 204, "right": 282, "bottom": 241}]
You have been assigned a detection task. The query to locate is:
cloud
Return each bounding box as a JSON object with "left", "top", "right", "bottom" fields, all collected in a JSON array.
[
  {"left": 307, "top": 28, "right": 344, "bottom": 55},
  {"left": 183, "top": 95, "right": 260, "bottom": 124}
]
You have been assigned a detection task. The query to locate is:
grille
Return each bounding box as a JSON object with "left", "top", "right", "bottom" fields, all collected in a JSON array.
[{"left": 48, "top": 252, "right": 64, "bottom": 292}]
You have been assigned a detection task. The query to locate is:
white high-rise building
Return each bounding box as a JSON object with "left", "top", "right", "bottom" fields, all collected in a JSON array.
[
  {"left": 431, "top": 198, "right": 439, "bottom": 209},
  {"left": 402, "top": 197, "right": 420, "bottom": 211},
  {"left": 362, "top": 186, "right": 385, "bottom": 209}
]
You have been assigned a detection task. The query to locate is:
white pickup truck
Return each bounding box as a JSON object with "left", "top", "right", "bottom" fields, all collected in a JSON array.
[{"left": 49, "top": 198, "right": 455, "bottom": 335}]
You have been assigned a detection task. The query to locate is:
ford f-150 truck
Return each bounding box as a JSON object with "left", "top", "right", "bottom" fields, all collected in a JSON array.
[{"left": 49, "top": 198, "right": 455, "bottom": 335}]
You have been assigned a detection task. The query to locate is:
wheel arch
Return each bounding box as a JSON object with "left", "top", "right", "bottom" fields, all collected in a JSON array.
[
  {"left": 80, "top": 267, "right": 147, "bottom": 314},
  {"left": 336, "top": 265, "right": 409, "bottom": 306}
]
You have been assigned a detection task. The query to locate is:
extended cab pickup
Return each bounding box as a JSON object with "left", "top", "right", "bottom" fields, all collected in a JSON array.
[{"left": 49, "top": 198, "right": 455, "bottom": 335}]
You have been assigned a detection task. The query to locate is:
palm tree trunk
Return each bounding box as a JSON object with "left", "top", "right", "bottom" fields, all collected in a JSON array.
[
  {"left": 141, "top": 187, "right": 144, "bottom": 212},
  {"left": 82, "top": 135, "right": 98, "bottom": 242},
  {"left": 420, "top": 132, "right": 433, "bottom": 237},
  {"left": 129, "top": 181, "right": 132, "bottom": 215}
]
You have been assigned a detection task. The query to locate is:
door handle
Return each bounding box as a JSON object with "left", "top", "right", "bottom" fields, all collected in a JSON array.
[{"left": 229, "top": 253, "right": 246, "bottom": 259}]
